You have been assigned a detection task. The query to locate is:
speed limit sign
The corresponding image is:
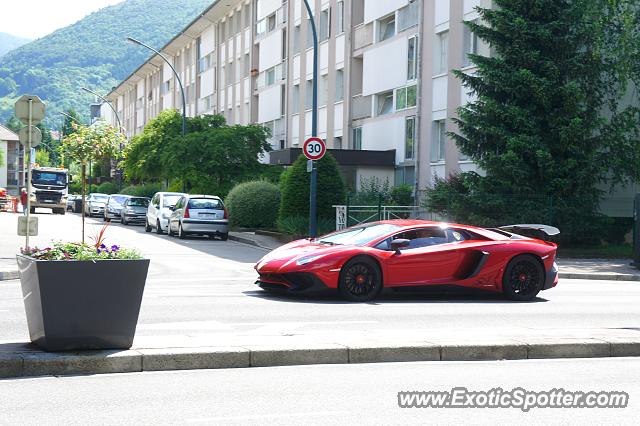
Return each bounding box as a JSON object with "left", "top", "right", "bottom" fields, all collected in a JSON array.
[{"left": 303, "top": 137, "right": 326, "bottom": 161}]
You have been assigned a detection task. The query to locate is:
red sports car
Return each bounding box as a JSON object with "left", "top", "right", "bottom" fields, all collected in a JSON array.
[{"left": 254, "top": 220, "right": 559, "bottom": 302}]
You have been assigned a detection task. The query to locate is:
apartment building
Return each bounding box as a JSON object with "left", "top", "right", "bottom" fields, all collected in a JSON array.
[{"left": 103, "top": 0, "right": 486, "bottom": 192}]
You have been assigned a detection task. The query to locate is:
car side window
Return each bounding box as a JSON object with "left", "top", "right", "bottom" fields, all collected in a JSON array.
[
  {"left": 375, "top": 228, "right": 449, "bottom": 251},
  {"left": 152, "top": 195, "right": 159, "bottom": 208}
]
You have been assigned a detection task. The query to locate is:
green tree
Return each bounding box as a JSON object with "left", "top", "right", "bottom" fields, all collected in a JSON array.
[
  {"left": 124, "top": 110, "right": 271, "bottom": 196},
  {"left": 35, "top": 149, "right": 51, "bottom": 167},
  {"left": 279, "top": 153, "right": 346, "bottom": 221},
  {"left": 428, "top": 0, "right": 640, "bottom": 245},
  {"left": 61, "top": 109, "right": 83, "bottom": 138},
  {"left": 61, "top": 121, "right": 126, "bottom": 243},
  {"left": 225, "top": 181, "right": 281, "bottom": 229}
]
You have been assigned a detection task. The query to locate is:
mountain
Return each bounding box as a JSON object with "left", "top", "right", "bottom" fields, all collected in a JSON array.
[
  {"left": 0, "top": 0, "right": 212, "bottom": 128},
  {"left": 0, "top": 33, "right": 32, "bottom": 57}
]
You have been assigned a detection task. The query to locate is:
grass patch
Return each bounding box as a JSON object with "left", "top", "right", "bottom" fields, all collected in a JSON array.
[{"left": 557, "top": 244, "right": 633, "bottom": 259}]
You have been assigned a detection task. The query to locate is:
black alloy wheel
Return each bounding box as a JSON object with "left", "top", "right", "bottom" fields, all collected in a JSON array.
[
  {"left": 339, "top": 257, "right": 383, "bottom": 302},
  {"left": 502, "top": 254, "right": 544, "bottom": 301}
]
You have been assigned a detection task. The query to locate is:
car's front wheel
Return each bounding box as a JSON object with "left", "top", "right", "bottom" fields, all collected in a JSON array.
[
  {"left": 338, "top": 256, "right": 383, "bottom": 302},
  {"left": 145, "top": 219, "right": 151, "bottom": 232},
  {"left": 156, "top": 219, "right": 163, "bottom": 235},
  {"left": 178, "top": 223, "right": 186, "bottom": 239},
  {"left": 502, "top": 254, "right": 544, "bottom": 301}
]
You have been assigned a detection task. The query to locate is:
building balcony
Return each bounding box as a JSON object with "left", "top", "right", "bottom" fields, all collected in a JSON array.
[
  {"left": 353, "top": 22, "right": 373, "bottom": 52},
  {"left": 351, "top": 94, "right": 372, "bottom": 120},
  {"left": 269, "top": 148, "right": 396, "bottom": 167}
]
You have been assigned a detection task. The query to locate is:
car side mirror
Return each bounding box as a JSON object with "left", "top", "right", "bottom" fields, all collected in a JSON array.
[
  {"left": 391, "top": 238, "right": 411, "bottom": 254},
  {"left": 169, "top": 206, "right": 175, "bottom": 211}
]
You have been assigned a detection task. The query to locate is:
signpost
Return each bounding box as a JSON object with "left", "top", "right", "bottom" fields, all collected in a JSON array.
[
  {"left": 15, "top": 95, "right": 46, "bottom": 248},
  {"left": 303, "top": 137, "right": 325, "bottom": 238}
]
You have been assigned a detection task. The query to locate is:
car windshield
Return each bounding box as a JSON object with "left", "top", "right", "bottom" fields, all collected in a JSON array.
[
  {"left": 32, "top": 171, "right": 66, "bottom": 185},
  {"left": 128, "top": 198, "right": 149, "bottom": 207},
  {"left": 92, "top": 195, "right": 109, "bottom": 202},
  {"left": 315, "top": 223, "right": 402, "bottom": 246},
  {"left": 163, "top": 195, "right": 182, "bottom": 207},
  {"left": 188, "top": 198, "right": 222, "bottom": 210}
]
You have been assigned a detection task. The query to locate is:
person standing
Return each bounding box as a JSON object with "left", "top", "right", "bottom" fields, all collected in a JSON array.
[{"left": 20, "top": 188, "right": 28, "bottom": 215}]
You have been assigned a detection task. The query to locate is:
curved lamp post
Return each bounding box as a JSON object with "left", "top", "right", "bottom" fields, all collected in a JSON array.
[
  {"left": 303, "top": 0, "right": 319, "bottom": 237},
  {"left": 126, "top": 36, "right": 186, "bottom": 136},
  {"left": 81, "top": 87, "right": 125, "bottom": 188}
]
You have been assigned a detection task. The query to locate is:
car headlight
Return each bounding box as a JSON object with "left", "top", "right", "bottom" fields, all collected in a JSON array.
[{"left": 296, "top": 255, "right": 323, "bottom": 266}]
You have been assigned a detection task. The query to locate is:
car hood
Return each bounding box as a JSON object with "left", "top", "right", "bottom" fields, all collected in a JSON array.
[
  {"left": 255, "top": 239, "right": 356, "bottom": 270},
  {"left": 90, "top": 201, "right": 106, "bottom": 206},
  {"left": 127, "top": 206, "right": 147, "bottom": 213}
]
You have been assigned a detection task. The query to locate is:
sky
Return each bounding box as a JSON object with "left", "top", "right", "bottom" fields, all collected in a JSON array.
[{"left": 1, "top": 0, "right": 125, "bottom": 39}]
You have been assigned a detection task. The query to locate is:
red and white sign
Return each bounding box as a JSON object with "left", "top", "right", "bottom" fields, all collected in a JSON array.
[{"left": 303, "top": 137, "right": 326, "bottom": 161}]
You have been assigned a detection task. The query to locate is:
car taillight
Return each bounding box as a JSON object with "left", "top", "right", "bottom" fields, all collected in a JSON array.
[
  {"left": 184, "top": 207, "right": 190, "bottom": 218},
  {"left": 223, "top": 207, "right": 228, "bottom": 219}
]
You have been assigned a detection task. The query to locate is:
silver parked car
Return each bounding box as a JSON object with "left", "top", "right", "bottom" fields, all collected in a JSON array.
[
  {"left": 84, "top": 193, "right": 110, "bottom": 217},
  {"left": 104, "top": 194, "right": 132, "bottom": 221},
  {"left": 167, "top": 195, "right": 228, "bottom": 240},
  {"left": 121, "top": 196, "right": 150, "bottom": 226}
]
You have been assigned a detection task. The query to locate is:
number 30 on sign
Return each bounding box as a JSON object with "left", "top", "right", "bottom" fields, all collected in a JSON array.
[{"left": 303, "top": 137, "right": 326, "bottom": 161}]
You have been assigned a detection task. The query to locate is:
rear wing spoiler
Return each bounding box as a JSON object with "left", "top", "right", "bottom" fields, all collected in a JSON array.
[{"left": 494, "top": 224, "right": 560, "bottom": 241}]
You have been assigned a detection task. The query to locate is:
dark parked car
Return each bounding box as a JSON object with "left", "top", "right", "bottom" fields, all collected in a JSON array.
[
  {"left": 104, "top": 194, "right": 132, "bottom": 222},
  {"left": 121, "top": 197, "right": 150, "bottom": 226},
  {"left": 66, "top": 195, "right": 79, "bottom": 211}
]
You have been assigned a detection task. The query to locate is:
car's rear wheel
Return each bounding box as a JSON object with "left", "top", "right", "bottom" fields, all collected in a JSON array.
[
  {"left": 338, "top": 256, "right": 382, "bottom": 302},
  {"left": 220, "top": 233, "right": 228, "bottom": 241},
  {"left": 145, "top": 219, "right": 151, "bottom": 233},
  {"left": 167, "top": 222, "right": 174, "bottom": 237},
  {"left": 502, "top": 254, "right": 544, "bottom": 301},
  {"left": 178, "top": 223, "right": 186, "bottom": 239},
  {"left": 156, "top": 220, "right": 163, "bottom": 235}
]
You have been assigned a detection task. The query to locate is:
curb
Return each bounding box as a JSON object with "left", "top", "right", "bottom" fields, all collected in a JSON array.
[
  {"left": 227, "top": 234, "right": 273, "bottom": 251},
  {"left": 2, "top": 338, "right": 640, "bottom": 379},
  {"left": 0, "top": 271, "right": 19, "bottom": 281}
]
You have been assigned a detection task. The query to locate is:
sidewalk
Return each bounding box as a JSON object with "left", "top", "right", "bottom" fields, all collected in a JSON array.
[
  {"left": 2, "top": 233, "right": 640, "bottom": 282},
  {"left": 1, "top": 327, "right": 639, "bottom": 378}
]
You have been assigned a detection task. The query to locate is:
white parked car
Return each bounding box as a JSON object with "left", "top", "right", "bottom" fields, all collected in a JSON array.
[{"left": 146, "top": 192, "right": 186, "bottom": 234}]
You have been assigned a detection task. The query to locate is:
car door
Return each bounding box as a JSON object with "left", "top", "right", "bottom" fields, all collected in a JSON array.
[
  {"left": 171, "top": 196, "right": 185, "bottom": 230},
  {"left": 148, "top": 194, "right": 159, "bottom": 224},
  {"left": 380, "top": 227, "right": 466, "bottom": 286}
]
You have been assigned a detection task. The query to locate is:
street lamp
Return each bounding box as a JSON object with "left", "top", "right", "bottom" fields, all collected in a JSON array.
[
  {"left": 126, "top": 36, "right": 186, "bottom": 136},
  {"left": 81, "top": 87, "right": 124, "bottom": 132},
  {"left": 303, "top": 0, "right": 319, "bottom": 238},
  {"left": 81, "top": 86, "right": 125, "bottom": 188},
  {"left": 59, "top": 111, "right": 92, "bottom": 191}
]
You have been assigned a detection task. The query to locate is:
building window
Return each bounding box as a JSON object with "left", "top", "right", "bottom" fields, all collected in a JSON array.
[
  {"left": 435, "top": 31, "right": 448, "bottom": 75},
  {"left": 377, "top": 14, "right": 395, "bottom": 42},
  {"left": 431, "top": 120, "right": 446, "bottom": 162},
  {"left": 353, "top": 127, "right": 363, "bottom": 150},
  {"left": 395, "top": 85, "right": 417, "bottom": 110},
  {"left": 306, "top": 19, "right": 314, "bottom": 49},
  {"left": 279, "top": 139, "right": 285, "bottom": 150},
  {"left": 320, "top": 8, "right": 330, "bottom": 41},
  {"left": 319, "top": 74, "right": 328, "bottom": 106},
  {"left": 336, "top": 1, "right": 345, "bottom": 34},
  {"left": 376, "top": 91, "right": 394, "bottom": 116},
  {"left": 244, "top": 4, "right": 251, "bottom": 28},
  {"left": 405, "top": 116, "right": 416, "bottom": 159},
  {"left": 305, "top": 79, "right": 314, "bottom": 110},
  {"left": 293, "top": 25, "right": 301, "bottom": 54},
  {"left": 266, "top": 68, "right": 276, "bottom": 86},
  {"left": 281, "top": 85, "right": 286, "bottom": 116},
  {"left": 398, "top": 1, "right": 419, "bottom": 32},
  {"left": 463, "top": 21, "right": 478, "bottom": 67},
  {"left": 292, "top": 84, "right": 300, "bottom": 114},
  {"left": 335, "top": 136, "right": 343, "bottom": 149},
  {"left": 268, "top": 14, "right": 277, "bottom": 32},
  {"left": 407, "top": 36, "right": 418, "bottom": 80},
  {"left": 244, "top": 53, "right": 250, "bottom": 77},
  {"left": 335, "top": 69, "right": 344, "bottom": 102}
]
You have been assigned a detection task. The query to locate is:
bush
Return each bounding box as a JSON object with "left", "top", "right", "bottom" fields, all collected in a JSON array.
[
  {"left": 69, "top": 182, "right": 97, "bottom": 194},
  {"left": 277, "top": 215, "right": 336, "bottom": 237},
  {"left": 279, "top": 153, "right": 346, "bottom": 220},
  {"left": 120, "top": 183, "right": 163, "bottom": 198},
  {"left": 97, "top": 181, "right": 117, "bottom": 194},
  {"left": 225, "top": 181, "right": 280, "bottom": 229}
]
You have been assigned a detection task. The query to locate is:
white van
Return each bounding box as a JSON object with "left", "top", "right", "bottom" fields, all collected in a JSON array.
[{"left": 146, "top": 192, "right": 186, "bottom": 234}]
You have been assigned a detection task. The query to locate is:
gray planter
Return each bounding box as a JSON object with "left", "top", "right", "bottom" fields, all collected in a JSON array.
[{"left": 16, "top": 255, "right": 149, "bottom": 351}]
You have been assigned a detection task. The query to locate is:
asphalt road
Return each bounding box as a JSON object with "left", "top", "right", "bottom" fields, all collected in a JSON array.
[
  {"left": 1, "top": 358, "right": 638, "bottom": 425},
  {"left": 1, "top": 210, "right": 639, "bottom": 344}
]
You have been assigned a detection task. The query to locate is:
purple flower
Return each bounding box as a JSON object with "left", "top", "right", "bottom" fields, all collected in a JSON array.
[
  {"left": 96, "top": 248, "right": 102, "bottom": 254},
  {"left": 100, "top": 243, "right": 106, "bottom": 249},
  {"left": 111, "top": 245, "right": 119, "bottom": 251}
]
